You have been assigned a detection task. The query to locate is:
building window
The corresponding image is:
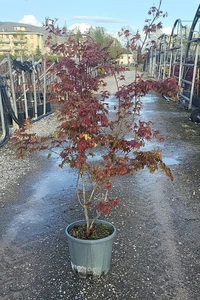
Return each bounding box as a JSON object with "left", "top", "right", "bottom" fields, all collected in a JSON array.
[{"left": 14, "top": 26, "right": 26, "bottom": 32}]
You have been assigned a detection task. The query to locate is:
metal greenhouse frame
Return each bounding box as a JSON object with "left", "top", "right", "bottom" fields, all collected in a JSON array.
[
  {"left": 146, "top": 4, "right": 200, "bottom": 111},
  {"left": 167, "top": 19, "right": 187, "bottom": 87},
  {"left": 179, "top": 4, "right": 200, "bottom": 109}
]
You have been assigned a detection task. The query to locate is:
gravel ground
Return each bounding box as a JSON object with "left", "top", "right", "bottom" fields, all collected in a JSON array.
[
  {"left": 0, "top": 71, "right": 200, "bottom": 300},
  {"left": 0, "top": 112, "right": 58, "bottom": 206}
]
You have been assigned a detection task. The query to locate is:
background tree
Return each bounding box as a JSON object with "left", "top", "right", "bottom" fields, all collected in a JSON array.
[
  {"left": 69, "top": 27, "right": 83, "bottom": 42},
  {"left": 88, "top": 26, "right": 125, "bottom": 61},
  {"left": 35, "top": 45, "right": 42, "bottom": 61}
]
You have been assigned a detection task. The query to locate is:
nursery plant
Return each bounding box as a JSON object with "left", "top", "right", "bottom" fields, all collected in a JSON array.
[{"left": 10, "top": 0, "right": 178, "bottom": 277}]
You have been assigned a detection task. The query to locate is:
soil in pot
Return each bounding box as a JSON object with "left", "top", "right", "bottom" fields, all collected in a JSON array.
[{"left": 69, "top": 223, "right": 114, "bottom": 240}]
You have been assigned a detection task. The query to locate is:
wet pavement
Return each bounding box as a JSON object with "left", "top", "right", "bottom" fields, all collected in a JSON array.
[{"left": 0, "top": 74, "right": 200, "bottom": 299}]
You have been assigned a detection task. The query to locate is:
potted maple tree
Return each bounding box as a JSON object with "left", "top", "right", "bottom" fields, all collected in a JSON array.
[{"left": 10, "top": 2, "right": 178, "bottom": 278}]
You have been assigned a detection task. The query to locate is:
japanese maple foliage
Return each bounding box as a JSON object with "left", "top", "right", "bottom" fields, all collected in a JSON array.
[{"left": 11, "top": 3, "right": 176, "bottom": 238}]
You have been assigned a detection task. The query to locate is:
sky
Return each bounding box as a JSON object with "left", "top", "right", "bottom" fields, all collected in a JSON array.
[{"left": 0, "top": 0, "right": 199, "bottom": 36}]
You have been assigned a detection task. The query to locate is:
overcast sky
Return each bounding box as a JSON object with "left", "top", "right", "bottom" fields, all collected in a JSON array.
[{"left": 0, "top": 0, "right": 199, "bottom": 36}]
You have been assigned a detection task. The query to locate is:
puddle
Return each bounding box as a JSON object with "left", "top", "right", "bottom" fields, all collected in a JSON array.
[
  {"left": 105, "top": 94, "right": 158, "bottom": 114},
  {"left": 32, "top": 150, "right": 77, "bottom": 197},
  {"left": 163, "top": 157, "right": 181, "bottom": 165},
  {"left": 141, "top": 94, "right": 159, "bottom": 103}
]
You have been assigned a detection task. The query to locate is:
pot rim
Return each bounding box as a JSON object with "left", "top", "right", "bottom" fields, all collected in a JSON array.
[{"left": 65, "top": 219, "right": 116, "bottom": 244}]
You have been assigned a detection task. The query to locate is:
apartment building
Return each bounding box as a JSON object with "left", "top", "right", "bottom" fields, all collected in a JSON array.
[
  {"left": 118, "top": 52, "right": 137, "bottom": 66},
  {"left": 0, "top": 22, "right": 46, "bottom": 56}
]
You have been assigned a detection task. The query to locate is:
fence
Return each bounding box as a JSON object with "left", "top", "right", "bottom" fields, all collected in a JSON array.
[{"left": 0, "top": 55, "right": 56, "bottom": 146}]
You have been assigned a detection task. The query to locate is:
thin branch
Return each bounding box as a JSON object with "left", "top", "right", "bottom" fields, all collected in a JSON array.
[
  {"left": 140, "top": 0, "right": 163, "bottom": 52},
  {"left": 76, "top": 173, "right": 84, "bottom": 207}
]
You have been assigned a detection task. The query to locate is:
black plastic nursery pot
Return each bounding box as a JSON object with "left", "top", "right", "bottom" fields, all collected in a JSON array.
[
  {"left": 17, "top": 111, "right": 25, "bottom": 126},
  {"left": 46, "top": 101, "right": 51, "bottom": 113},
  {"left": 27, "top": 107, "right": 34, "bottom": 119},
  {"left": 37, "top": 102, "right": 51, "bottom": 116},
  {"left": 6, "top": 111, "right": 25, "bottom": 126},
  {"left": 6, "top": 113, "right": 12, "bottom": 125},
  {"left": 37, "top": 104, "right": 44, "bottom": 116},
  {"left": 65, "top": 220, "right": 116, "bottom": 278}
]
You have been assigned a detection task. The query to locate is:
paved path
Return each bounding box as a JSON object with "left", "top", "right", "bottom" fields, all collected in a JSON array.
[{"left": 0, "top": 71, "right": 200, "bottom": 299}]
